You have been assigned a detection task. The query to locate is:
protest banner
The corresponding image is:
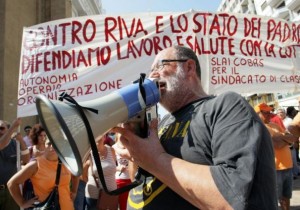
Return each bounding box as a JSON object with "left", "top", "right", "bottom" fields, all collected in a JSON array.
[{"left": 18, "top": 10, "right": 300, "bottom": 117}]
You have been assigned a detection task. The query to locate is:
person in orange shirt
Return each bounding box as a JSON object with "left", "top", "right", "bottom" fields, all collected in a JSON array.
[
  {"left": 255, "top": 103, "right": 298, "bottom": 210},
  {"left": 7, "top": 138, "right": 79, "bottom": 210}
]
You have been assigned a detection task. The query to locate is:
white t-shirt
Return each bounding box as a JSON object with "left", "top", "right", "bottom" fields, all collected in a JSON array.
[{"left": 85, "top": 146, "right": 117, "bottom": 199}]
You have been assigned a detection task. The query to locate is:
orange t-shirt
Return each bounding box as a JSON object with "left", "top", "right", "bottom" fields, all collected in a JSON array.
[
  {"left": 274, "top": 146, "right": 293, "bottom": 170},
  {"left": 31, "top": 156, "right": 74, "bottom": 210},
  {"left": 265, "top": 123, "right": 293, "bottom": 170}
]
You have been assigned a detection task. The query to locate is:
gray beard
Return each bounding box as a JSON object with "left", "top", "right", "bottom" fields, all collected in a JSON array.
[{"left": 160, "top": 65, "right": 190, "bottom": 110}]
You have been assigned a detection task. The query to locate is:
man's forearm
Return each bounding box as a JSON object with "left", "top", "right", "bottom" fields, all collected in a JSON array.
[
  {"left": 149, "top": 153, "right": 232, "bottom": 210},
  {"left": 14, "top": 133, "right": 30, "bottom": 164}
]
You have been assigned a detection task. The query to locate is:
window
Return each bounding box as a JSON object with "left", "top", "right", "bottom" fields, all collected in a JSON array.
[
  {"left": 258, "top": 96, "right": 262, "bottom": 103},
  {"left": 267, "top": 94, "right": 273, "bottom": 101},
  {"left": 261, "top": 1, "right": 267, "bottom": 11},
  {"left": 276, "top": 1, "right": 285, "bottom": 9}
]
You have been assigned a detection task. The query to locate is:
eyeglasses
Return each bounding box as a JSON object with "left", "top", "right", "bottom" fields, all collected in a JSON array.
[{"left": 152, "top": 59, "right": 188, "bottom": 72}]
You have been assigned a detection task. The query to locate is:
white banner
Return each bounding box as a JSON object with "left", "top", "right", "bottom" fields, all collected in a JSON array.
[{"left": 18, "top": 11, "right": 300, "bottom": 117}]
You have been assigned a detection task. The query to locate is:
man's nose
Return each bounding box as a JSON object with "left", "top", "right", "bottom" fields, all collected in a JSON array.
[{"left": 149, "top": 70, "right": 160, "bottom": 78}]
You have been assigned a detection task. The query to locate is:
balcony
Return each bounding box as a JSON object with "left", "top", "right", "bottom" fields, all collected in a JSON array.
[
  {"left": 240, "top": 0, "right": 248, "bottom": 6},
  {"left": 241, "top": 5, "right": 249, "bottom": 13},
  {"left": 266, "top": 0, "right": 281, "bottom": 7},
  {"left": 286, "top": 0, "right": 299, "bottom": 10},
  {"left": 272, "top": 7, "right": 290, "bottom": 19},
  {"left": 72, "top": 0, "right": 102, "bottom": 16},
  {"left": 291, "top": 15, "right": 300, "bottom": 22}
]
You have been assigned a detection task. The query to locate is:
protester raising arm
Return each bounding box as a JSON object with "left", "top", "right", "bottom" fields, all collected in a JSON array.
[
  {"left": 13, "top": 131, "right": 30, "bottom": 164},
  {"left": 0, "top": 118, "right": 21, "bottom": 149}
]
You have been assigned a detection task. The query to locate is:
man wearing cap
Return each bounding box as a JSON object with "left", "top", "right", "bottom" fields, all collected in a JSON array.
[
  {"left": 23, "top": 125, "right": 32, "bottom": 148},
  {"left": 255, "top": 103, "right": 297, "bottom": 210}
]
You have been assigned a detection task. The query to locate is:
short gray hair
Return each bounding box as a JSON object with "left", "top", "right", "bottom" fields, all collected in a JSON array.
[
  {"left": 174, "top": 46, "right": 201, "bottom": 79},
  {"left": 276, "top": 108, "right": 286, "bottom": 114}
]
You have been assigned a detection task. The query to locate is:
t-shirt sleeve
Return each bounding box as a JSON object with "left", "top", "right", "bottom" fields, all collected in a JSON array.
[{"left": 207, "top": 92, "right": 269, "bottom": 209}]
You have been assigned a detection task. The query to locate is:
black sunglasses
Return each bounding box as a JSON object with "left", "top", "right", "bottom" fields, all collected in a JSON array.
[{"left": 0, "top": 127, "right": 6, "bottom": 130}]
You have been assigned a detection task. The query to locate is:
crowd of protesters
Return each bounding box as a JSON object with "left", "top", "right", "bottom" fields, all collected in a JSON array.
[
  {"left": 0, "top": 118, "right": 131, "bottom": 210},
  {"left": 1, "top": 47, "right": 300, "bottom": 210}
]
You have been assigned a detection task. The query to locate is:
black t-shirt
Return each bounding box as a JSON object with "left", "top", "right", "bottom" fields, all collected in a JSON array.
[
  {"left": 127, "top": 91, "right": 277, "bottom": 210},
  {"left": 0, "top": 140, "right": 17, "bottom": 184}
]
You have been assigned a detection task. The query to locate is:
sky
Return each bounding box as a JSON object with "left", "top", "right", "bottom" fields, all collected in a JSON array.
[
  {"left": 101, "top": 0, "right": 222, "bottom": 14},
  {"left": 100, "top": 0, "right": 223, "bottom": 117}
]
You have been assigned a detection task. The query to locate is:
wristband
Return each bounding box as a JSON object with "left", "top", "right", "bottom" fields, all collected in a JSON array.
[{"left": 21, "top": 148, "right": 30, "bottom": 155}]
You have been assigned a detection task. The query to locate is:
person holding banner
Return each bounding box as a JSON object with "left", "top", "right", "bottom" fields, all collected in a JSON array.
[
  {"left": 112, "top": 46, "right": 278, "bottom": 209},
  {"left": 0, "top": 118, "right": 30, "bottom": 210}
]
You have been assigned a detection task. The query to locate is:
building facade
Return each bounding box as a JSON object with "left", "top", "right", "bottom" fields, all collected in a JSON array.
[
  {"left": 254, "top": 0, "right": 300, "bottom": 21},
  {"left": 218, "top": 0, "right": 300, "bottom": 110},
  {"left": 218, "top": 0, "right": 256, "bottom": 14},
  {"left": 0, "top": 0, "right": 102, "bottom": 129}
]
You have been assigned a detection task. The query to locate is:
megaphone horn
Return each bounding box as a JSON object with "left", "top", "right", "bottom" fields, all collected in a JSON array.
[{"left": 36, "top": 78, "right": 160, "bottom": 176}]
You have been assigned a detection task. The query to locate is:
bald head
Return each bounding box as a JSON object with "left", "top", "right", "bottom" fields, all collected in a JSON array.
[
  {"left": 153, "top": 46, "right": 201, "bottom": 79},
  {"left": 150, "top": 45, "right": 208, "bottom": 112}
]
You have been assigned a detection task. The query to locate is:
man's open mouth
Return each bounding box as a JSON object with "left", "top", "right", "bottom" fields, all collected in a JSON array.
[{"left": 158, "top": 81, "right": 166, "bottom": 90}]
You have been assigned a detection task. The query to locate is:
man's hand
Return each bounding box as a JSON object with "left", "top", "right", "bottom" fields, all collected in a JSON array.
[
  {"left": 11, "top": 118, "right": 22, "bottom": 130},
  {"left": 112, "top": 119, "right": 165, "bottom": 173},
  {"left": 13, "top": 132, "right": 23, "bottom": 142}
]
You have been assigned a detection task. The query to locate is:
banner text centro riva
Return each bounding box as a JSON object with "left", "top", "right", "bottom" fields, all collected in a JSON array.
[{"left": 18, "top": 11, "right": 300, "bottom": 117}]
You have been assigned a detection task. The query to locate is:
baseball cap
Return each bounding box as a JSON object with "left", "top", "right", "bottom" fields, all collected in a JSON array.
[{"left": 254, "top": 103, "right": 273, "bottom": 113}]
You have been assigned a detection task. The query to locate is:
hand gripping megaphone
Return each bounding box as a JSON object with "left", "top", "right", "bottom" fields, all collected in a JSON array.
[{"left": 35, "top": 77, "right": 160, "bottom": 176}]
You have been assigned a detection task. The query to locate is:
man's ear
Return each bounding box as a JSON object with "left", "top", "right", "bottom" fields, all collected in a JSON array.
[{"left": 186, "top": 59, "right": 197, "bottom": 77}]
